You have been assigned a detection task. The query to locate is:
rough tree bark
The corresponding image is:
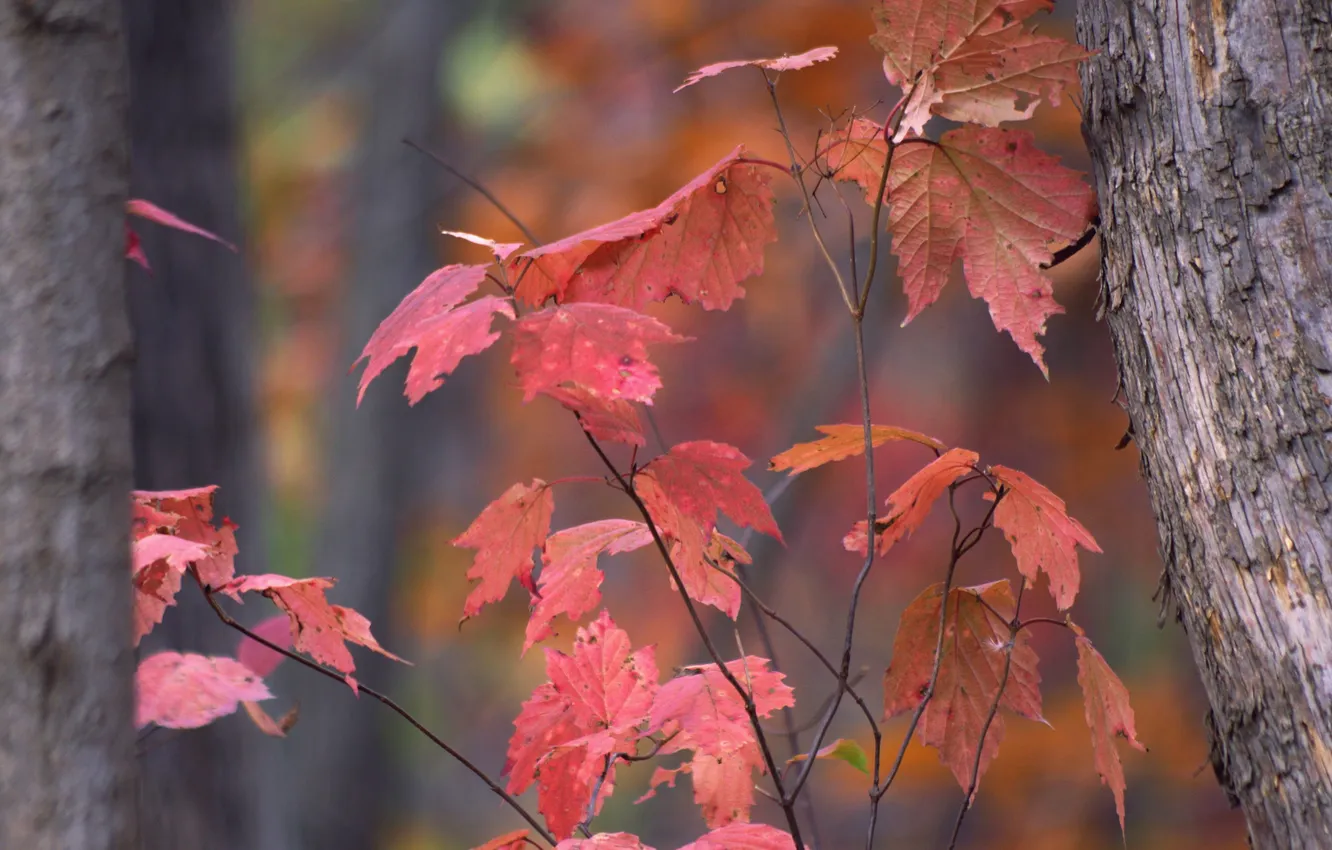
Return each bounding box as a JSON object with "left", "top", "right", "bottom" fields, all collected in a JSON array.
[
  {"left": 1077, "top": 0, "right": 1332, "bottom": 845},
  {"left": 0, "top": 2, "right": 137, "bottom": 848}
]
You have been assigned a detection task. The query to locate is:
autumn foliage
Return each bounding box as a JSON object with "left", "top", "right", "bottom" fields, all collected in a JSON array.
[{"left": 128, "top": 2, "right": 1145, "bottom": 848}]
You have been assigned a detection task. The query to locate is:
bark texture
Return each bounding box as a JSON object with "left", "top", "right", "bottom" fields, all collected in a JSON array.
[
  {"left": 0, "top": 2, "right": 137, "bottom": 848},
  {"left": 1078, "top": 0, "right": 1332, "bottom": 845},
  {"left": 121, "top": 0, "right": 263, "bottom": 847}
]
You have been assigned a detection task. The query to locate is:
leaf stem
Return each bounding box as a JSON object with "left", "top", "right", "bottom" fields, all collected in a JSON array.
[{"left": 402, "top": 138, "right": 541, "bottom": 245}]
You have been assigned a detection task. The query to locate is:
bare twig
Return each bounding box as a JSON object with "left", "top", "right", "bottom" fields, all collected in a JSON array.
[
  {"left": 402, "top": 138, "right": 541, "bottom": 245},
  {"left": 763, "top": 73, "right": 855, "bottom": 313},
  {"left": 192, "top": 572, "right": 557, "bottom": 848},
  {"left": 866, "top": 482, "right": 1002, "bottom": 849}
]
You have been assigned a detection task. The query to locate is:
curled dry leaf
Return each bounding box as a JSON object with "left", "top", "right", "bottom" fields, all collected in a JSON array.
[
  {"left": 674, "top": 46, "right": 839, "bottom": 92},
  {"left": 769, "top": 423, "right": 944, "bottom": 475}
]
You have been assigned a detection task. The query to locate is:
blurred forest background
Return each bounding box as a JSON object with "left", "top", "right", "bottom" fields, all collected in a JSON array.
[{"left": 125, "top": 0, "right": 1248, "bottom": 848}]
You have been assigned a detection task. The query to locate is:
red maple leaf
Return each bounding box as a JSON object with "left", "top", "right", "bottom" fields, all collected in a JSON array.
[
  {"left": 506, "top": 612, "right": 658, "bottom": 840},
  {"left": 642, "top": 441, "right": 782, "bottom": 542},
  {"left": 353, "top": 263, "right": 515, "bottom": 405},
  {"left": 130, "top": 534, "right": 212, "bottom": 645},
  {"left": 821, "top": 121, "right": 1096, "bottom": 371},
  {"left": 544, "top": 385, "right": 646, "bottom": 447},
  {"left": 472, "top": 830, "right": 531, "bottom": 850},
  {"left": 844, "top": 448, "right": 978, "bottom": 556},
  {"left": 125, "top": 198, "right": 236, "bottom": 271},
  {"left": 1073, "top": 628, "right": 1145, "bottom": 832},
  {"left": 453, "top": 480, "right": 556, "bottom": 621},
  {"left": 556, "top": 835, "right": 653, "bottom": 850},
  {"left": 132, "top": 486, "right": 238, "bottom": 588},
  {"left": 883, "top": 580, "right": 1043, "bottom": 789},
  {"left": 125, "top": 224, "right": 150, "bottom": 269},
  {"left": 511, "top": 304, "right": 687, "bottom": 404},
  {"left": 678, "top": 823, "right": 795, "bottom": 850},
  {"left": 136, "top": 651, "right": 272, "bottom": 729},
  {"left": 635, "top": 477, "right": 740, "bottom": 616},
  {"left": 219, "top": 574, "right": 403, "bottom": 682},
  {"left": 870, "top": 0, "right": 1087, "bottom": 137},
  {"left": 525, "top": 519, "right": 654, "bottom": 653},
  {"left": 674, "top": 46, "right": 838, "bottom": 92},
  {"left": 441, "top": 229, "right": 524, "bottom": 263},
  {"left": 989, "top": 465, "right": 1101, "bottom": 609},
  {"left": 508, "top": 146, "right": 776, "bottom": 311},
  {"left": 769, "top": 423, "right": 944, "bottom": 475},
  {"left": 650, "top": 657, "right": 794, "bottom": 826}
]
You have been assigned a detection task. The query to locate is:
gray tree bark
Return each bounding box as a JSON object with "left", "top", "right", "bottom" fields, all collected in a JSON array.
[
  {"left": 120, "top": 2, "right": 264, "bottom": 848},
  {"left": 0, "top": 2, "right": 137, "bottom": 848},
  {"left": 1077, "top": 0, "right": 1332, "bottom": 845}
]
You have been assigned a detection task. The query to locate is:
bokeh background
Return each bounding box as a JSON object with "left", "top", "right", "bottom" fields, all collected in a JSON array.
[{"left": 126, "top": 1, "right": 1248, "bottom": 848}]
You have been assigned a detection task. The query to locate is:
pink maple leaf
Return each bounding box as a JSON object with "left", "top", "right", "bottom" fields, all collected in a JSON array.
[
  {"left": 508, "top": 146, "right": 776, "bottom": 312},
  {"left": 453, "top": 480, "right": 555, "bottom": 621},
  {"left": 511, "top": 304, "right": 687, "bottom": 404},
  {"left": 674, "top": 46, "right": 838, "bottom": 92},
  {"left": 136, "top": 651, "right": 272, "bottom": 729},
  {"left": 353, "top": 263, "right": 515, "bottom": 405}
]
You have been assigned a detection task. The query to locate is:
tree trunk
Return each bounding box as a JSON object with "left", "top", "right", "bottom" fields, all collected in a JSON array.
[
  {"left": 284, "top": 2, "right": 476, "bottom": 846},
  {"left": 120, "top": 2, "right": 265, "bottom": 848},
  {"left": 1077, "top": 0, "right": 1332, "bottom": 845},
  {"left": 0, "top": 2, "right": 137, "bottom": 848}
]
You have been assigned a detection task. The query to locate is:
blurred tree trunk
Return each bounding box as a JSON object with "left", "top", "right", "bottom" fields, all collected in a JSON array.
[
  {"left": 0, "top": 2, "right": 138, "bottom": 848},
  {"left": 1078, "top": 1, "right": 1332, "bottom": 846},
  {"left": 286, "top": 2, "right": 481, "bottom": 847},
  {"left": 121, "top": 2, "right": 263, "bottom": 848}
]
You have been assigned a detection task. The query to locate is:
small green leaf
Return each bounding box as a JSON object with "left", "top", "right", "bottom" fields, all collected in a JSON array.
[{"left": 787, "top": 737, "right": 870, "bottom": 775}]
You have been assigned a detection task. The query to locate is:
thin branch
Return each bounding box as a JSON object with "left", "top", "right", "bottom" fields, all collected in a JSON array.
[
  {"left": 718, "top": 560, "right": 880, "bottom": 735},
  {"left": 865, "top": 482, "right": 1003, "bottom": 849},
  {"left": 194, "top": 573, "right": 557, "bottom": 848},
  {"left": 581, "top": 431, "right": 808, "bottom": 850},
  {"left": 1016, "top": 616, "right": 1070, "bottom": 633},
  {"left": 763, "top": 73, "right": 855, "bottom": 313},
  {"left": 785, "top": 311, "right": 883, "bottom": 808},
  {"left": 947, "top": 582, "right": 1027, "bottom": 850},
  {"left": 856, "top": 113, "right": 899, "bottom": 316},
  {"left": 402, "top": 137, "right": 542, "bottom": 246}
]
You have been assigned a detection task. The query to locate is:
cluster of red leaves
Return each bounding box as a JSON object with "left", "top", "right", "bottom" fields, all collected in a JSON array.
[
  {"left": 501, "top": 612, "right": 795, "bottom": 843},
  {"left": 130, "top": 3, "right": 1137, "bottom": 845},
  {"left": 131, "top": 487, "right": 404, "bottom": 732},
  {"left": 475, "top": 822, "right": 794, "bottom": 850},
  {"left": 772, "top": 422, "right": 1140, "bottom": 825}
]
